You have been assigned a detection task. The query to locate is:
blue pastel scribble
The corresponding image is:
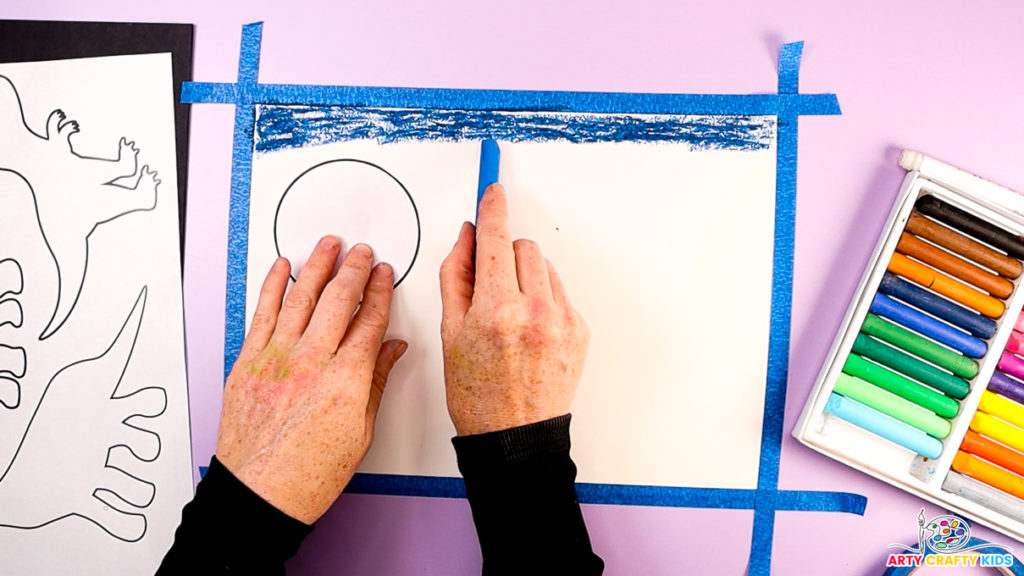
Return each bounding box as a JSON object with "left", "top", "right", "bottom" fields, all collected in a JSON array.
[{"left": 255, "top": 105, "right": 775, "bottom": 153}]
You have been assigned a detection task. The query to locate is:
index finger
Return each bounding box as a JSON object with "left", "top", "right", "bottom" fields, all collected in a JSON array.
[{"left": 475, "top": 184, "right": 518, "bottom": 297}]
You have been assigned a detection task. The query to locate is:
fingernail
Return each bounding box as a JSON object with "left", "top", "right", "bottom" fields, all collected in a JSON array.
[
  {"left": 457, "top": 221, "right": 475, "bottom": 243},
  {"left": 376, "top": 262, "right": 394, "bottom": 278},
  {"left": 394, "top": 340, "right": 409, "bottom": 358},
  {"left": 271, "top": 257, "right": 288, "bottom": 271},
  {"left": 319, "top": 235, "right": 339, "bottom": 249},
  {"left": 351, "top": 243, "right": 372, "bottom": 258}
]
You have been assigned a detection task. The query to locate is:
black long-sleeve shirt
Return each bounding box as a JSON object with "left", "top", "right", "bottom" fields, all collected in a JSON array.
[
  {"left": 157, "top": 414, "right": 602, "bottom": 575},
  {"left": 453, "top": 414, "right": 604, "bottom": 575},
  {"left": 156, "top": 457, "right": 312, "bottom": 574}
]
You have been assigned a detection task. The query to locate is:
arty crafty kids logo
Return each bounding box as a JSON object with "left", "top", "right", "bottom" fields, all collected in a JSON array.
[{"left": 886, "top": 509, "right": 1013, "bottom": 568}]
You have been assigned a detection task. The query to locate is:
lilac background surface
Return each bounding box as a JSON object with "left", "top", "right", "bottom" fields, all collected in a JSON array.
[{"left": 4, "top": 1, "right": 1024, "bottom": 573}]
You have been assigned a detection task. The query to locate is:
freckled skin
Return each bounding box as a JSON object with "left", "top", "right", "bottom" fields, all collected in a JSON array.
[
  {"left": 215, "top": 238, "right": 407, "bottom": 525},
  {"left": 440, "top": 185, "right": 588, "bottom": 436},
  {"left": 211, "top": 183, "right": 584, "bottom": 526}
]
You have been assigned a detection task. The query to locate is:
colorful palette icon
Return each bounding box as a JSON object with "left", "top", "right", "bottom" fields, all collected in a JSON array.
[{"left": 927, "top": 516, "right": 969, "bottom": 551}]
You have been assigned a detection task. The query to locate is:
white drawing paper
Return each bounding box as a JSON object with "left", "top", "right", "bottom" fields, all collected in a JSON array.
[
  {"left": 0, "top": 54, "right": 192, "bottom": 575},
  {"left": 249, "top": 114, "right": 777, "bottom": 490}
]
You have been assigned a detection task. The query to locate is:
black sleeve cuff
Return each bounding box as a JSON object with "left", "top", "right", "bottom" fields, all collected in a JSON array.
[
  {"left": 156, "top": 456, "right": 314, "bottom": 575},
  {"left": 452, "top": 414, "right": 604, "bottom": 576},
  {"left": 452, "top": 413, "right": 572, "bottom": 473}
]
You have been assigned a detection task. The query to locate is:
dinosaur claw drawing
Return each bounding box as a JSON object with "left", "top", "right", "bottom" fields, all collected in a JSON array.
[
  {"left": 61, "top": 120, "right": 79, "bottom": 136},
  {"left": 139, "top": 165, "right": 161, "bottom": 192},
  {"left": 86, "top": 494, "right": 147, "bottom": 542},
  {"left": 0, "top": 259, "right": 24, "bottom": 328},
  {"left": 0, "top": 259, "right": 23, "bottom": 299},
  {"left": 0, "top": 300, "right": 23, "bottom": 329},
  {"left": 0, "top": 345, "right": 25, "bottom": 410},
  {"left": 0, "top": 376, "right": 19, "bottom": 409},
  {"left": 45, "top": 110, "right": 65, "bottom": 140},
  {"left": 96, "top": 466, "right": 156, "bottom": 509},
  {"left": 0, "top": 345, "right": 26, "bottom": 379},
  {"left": 120, "top": 386, "right": 167, "bottom": 419},
  {"left": 118, "top": 137, "right": 139, "bottom": 161},
  {"left": 0, "top": 255, "right": 24, "bottom": 414},
  {"left": 118, "top": 426, "right": 161, "bottom": 462}
]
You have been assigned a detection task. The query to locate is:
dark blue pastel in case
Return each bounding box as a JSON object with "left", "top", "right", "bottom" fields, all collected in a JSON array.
[
  {"left": 869, "top": 293, "right": 988, "bottom": 358},
  {"left": 878, "top": 272, "right": 997, "bottom": 338}
]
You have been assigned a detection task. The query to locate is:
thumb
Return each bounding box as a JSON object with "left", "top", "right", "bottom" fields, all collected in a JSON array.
[
  {"left": 439, "top": 221, "right": 476, "bottom": 341},
  {"left": 365, "top": 339, "right": 408, "bottom": 433}
]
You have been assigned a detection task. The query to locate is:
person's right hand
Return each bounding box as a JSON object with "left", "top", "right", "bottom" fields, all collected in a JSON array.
[{"left": 439, "top": 184, "right": 588, "bottom": 436}]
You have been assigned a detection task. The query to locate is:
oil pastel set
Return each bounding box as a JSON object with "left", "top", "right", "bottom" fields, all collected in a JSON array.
[{"left": 795, "top": 150, "right": 1024, "bottom": 540}]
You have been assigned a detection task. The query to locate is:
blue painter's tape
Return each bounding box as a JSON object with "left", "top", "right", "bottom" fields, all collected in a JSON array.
[
  {"left": 222, "top": 23, "right": 264, "bottom": 381},
  {"left": 345, "top": 473, "right": 467, "bottom": 498},
  {"left": 478, "top": 138, "right": 500, "bottom": 212},
  {"left": 748, "top": 42, "right": 813, "bottom": 576},
  {"left": 181, "top": 82, "right": 237, "bottom": 104},
  {"left": 254, "top": 106, "right": 775, "bottom": 152},
  {"left": 183, "top": 82, "right": 840, "bottom": 117},
  {"left": 345, "top": 472, "right": 865, "bottom": 514},
  {"left": 577, "top": 485, "right": 752, "bottom": 509},
  {"left": 776, "top": 490, "right": 867, "bottom": 514},
  {"left": 576, "top": 485, "right": 864, "bottom": 513},
  {"left": 224, "top": 103, "right": 255, "bottom": 381},
  {"left": 237, "top": 23, "right": 263, "bottom": 85},
  {"left": 882, "top": 537, "right": 1024, "bottom": 575},
  {"left": 198, "top": 466, "right": 209, "bottom": 479},
  {"left": 778, "top": 41, "right": 804, "bottom": 94}
]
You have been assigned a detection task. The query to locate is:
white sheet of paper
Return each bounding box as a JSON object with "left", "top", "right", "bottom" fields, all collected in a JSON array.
[
  {"left": 0, "top": 54, "right": 192, "bottom": 574},
  {"left": 249, "top": 126, "right": 776, "bottom": 490}
]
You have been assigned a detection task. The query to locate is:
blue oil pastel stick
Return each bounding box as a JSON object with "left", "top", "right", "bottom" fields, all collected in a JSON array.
[
  {"left": 878, "top": 272, "right": 997, "bottom": 338},
  {"left": 825, "top": 393, "right": 943, "bottom": 459},
  {"left": 477, "top": 138, "right": 500, "bottom": 217},
  {"left": 869, "top": 293, "right": 988, "bottom": 358}
]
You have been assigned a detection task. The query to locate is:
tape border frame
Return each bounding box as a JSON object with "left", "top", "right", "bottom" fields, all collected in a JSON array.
[{"left": 183, "top": 24, "right": 865, "bottom": 575}]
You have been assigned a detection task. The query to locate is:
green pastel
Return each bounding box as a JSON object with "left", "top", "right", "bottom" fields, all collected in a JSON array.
[
  {"left": 842, "top": 354, "right": 959, "bottom": 418},
  {"left": 833, "top": 373, "right": 951, "bottom": 439},
  {"left": 852, "top": 333, "right": 970, "bottom": 399},
  {"left": 860, "top": 314, "right": 979, "bottom": 379}
]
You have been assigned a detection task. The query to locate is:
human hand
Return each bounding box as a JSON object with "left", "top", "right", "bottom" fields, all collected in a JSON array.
[
  {"left": 439, "top": 184, "right": 588, "bottom": 436},
  {"left": 216, "top": 237, "right": 406, "bottom": 524}
]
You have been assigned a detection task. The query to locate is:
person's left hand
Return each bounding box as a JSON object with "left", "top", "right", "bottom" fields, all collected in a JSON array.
[{"left": 216, "top": 237, "right": 407, "bottom": 524}]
